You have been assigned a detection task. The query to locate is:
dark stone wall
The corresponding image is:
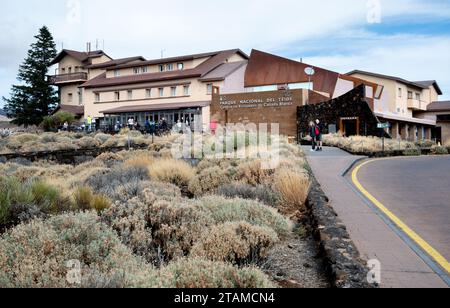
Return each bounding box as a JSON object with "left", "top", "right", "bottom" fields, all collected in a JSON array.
[{"left": 297, "top": 85, "right": 384, "bottom": 138}]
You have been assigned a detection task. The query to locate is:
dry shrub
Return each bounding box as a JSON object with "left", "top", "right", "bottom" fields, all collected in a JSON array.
[
  {"left": 102, "top": 193, "right": 214, "bottom": 264},
  {"left": 0, "top": 212, "right": 151, "bottom": 288},
  {"left": 188, "top": 166, "right": 231, "bottom": 196},
  {"left": 217, "top": 183, "right": 280, "bottom": 207},
  {"left": 148, "top": 159, "right": 195, "bottom": 188},
  {"left": 86, "top": 165, "right": 150, "bottom": 200},
  {"left": 155, "top": 258, "right": 275, "bottom": 288},
  {"left": 101, "top": 138, "right": 119, "bottom": 148},
  {"left": 94, "top": 152, "right": 124, "bottom": 168},
  {"left": 76, "top": 137, "right": 100, "bottom": 149},
  {"left": 273, "top": 167, "right": 310, "bottom": 215},
  {"left": 142, "top": 181, "right": 182, "bottom": 202},
  {"left": 323, "top": 134, "right": 417, "bottom": 153},
  {"left": 73, "top": 187, "right": 110, "bottom": 213},
  {"left": 101, "top": 195, "right": 156, "bottom": 262},
  {"left": 194, "top": 196, "right": 292, "bottom": 237},
  {"left": 124, "top": 153, "right": 155, "bottom": 168},
  {"left": 191, "top": 221, "right": 278, "bottom": 265},
  {"left": 235, "top": 160, "right": 273, "bottom": 186},
  {"left": 94, "top": 133, "right": 111, "bottom": 145}
]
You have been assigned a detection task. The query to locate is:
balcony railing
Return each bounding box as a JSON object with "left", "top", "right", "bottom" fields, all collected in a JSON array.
[
  {"left": 407, "top": 99, "right": 427, "bottom": 111},
  {"left": 49, "top": 72, "right": 88, "bottom": 84}
]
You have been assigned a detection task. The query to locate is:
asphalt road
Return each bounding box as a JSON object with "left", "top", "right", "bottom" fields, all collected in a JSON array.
[{"left": 357, "top": 156, "right": 450, "bottom": 262}]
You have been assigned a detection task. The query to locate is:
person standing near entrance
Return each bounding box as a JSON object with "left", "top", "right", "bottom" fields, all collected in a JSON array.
[
  {"left": 309, "top": 121, "right": 317, "bottom": 152},
  {"left": 87, "top": 116, "right": 93, "bottom": 132},
  {"left": 315, "top": 119, "right": 323, "bottom": 151}
]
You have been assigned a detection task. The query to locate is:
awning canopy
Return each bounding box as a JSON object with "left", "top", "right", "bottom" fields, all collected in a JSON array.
[{"left": 101, "top": 101, "right": 210, "bottom": 115}]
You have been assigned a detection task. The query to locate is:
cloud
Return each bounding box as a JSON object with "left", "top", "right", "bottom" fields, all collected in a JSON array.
[{"left": 1, "top": 0, "right": 450, "bottom": 106}]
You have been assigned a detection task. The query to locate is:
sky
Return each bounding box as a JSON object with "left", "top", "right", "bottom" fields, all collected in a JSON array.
[{"left": 1, "top": 0, "right": 450, "bottom": 108}]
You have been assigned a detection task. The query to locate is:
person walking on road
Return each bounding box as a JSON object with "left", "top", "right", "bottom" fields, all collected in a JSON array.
[
  {"left": 309, "top": 121, "right": 317, "bottom": 152},
  {"left": 315, "top": 119, "right": 324, "bottom": 152}
]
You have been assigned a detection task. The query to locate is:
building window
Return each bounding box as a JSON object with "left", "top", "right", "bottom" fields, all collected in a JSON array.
[
  {"left": 115, "top": 92, "right": 120, "bottom": 101},
  {"left": 171, "top": 87, "right": 177, "bottom": 97},
  {"left": 159, "top": 88, "right": 164, "bottom": 97},
  {"left": 183, "top": 85, "right": 190, "bottom": 96},
  {"left": 68, "top": 67, "right": 72, "bottom": 74},
  {"left": 114, "top": 70, "right": 120, "bottom": 77},
  {"left": 61, "top": 68, "right": 66, "bottom": 74},
  {"left": 206, "top": 83, "right": 213, "bottom": 95},
  {"left": 177, "top": 63, "right": 184, "bottom": 70},
  {"left": 415, "top": 93, "right": 421, "bottom": 101},
  {"left": 95, "top": 93, "right": 100, "bottom": 102},
  {"left": 167, "top": 64, "right": 174, "bottom": 71},
  {"left": 68, "top": 93, "right": 73, "bottom": 103},
  {"left": 159, "top": 65, "right": 165, "bottom": 72},
  {"left": 133, "top": 67, "right": 140, "bottom": 74},
  {"left": 408, "top": 91, "right": 413, "bottom": 99},
  {"left": 398, "top": 88, "right": 402, "bottom": 98},
  {"left": 78, "top": 89, "right": 83, "bottom": 105},
  {"left": 141, "top": 67, "right": 148, "bottom": 73},
  {"left": 127, "top": 90, "right": 133, "bottom": 100},
  {"left": 146, "top": 89, "right": 152, "bottom": 98}
]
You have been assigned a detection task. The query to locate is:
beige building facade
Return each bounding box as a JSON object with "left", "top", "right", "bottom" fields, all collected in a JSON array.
[
  {"left": 346, "top": 70, "right": 443, "bottom": 141},
  {"left": 50, "top": 49, "right": 248, "bottom": 130}
]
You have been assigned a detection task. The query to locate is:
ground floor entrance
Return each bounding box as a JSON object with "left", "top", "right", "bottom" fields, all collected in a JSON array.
[
  {"left": 339, "top": 117, "right": 360, "bottom": 137},
  {"left": 101, "top": 107, "right": 203, "bottom": 132}
]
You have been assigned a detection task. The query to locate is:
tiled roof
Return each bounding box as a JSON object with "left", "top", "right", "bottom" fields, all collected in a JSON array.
[
  {"left": 414, "top": 80, "right": 443, "bottom": 95},
  {"left": 199, "top": 61, "right": 248, "bottom": 81},
  {"left": 346, "top": 70, "right": 442, "bottom": 94},
  {"left": 427, "top": 101, "right": 450, "bottom": 112},
  {"left": 111, "top": 49, "right": 248, "bottom": 70},
  {"left": 85, "top": 56, "right": 146, "bottom": 69},
  {"left": 50, "top": 49, "right": 110, "bottom": 66},
  {"left": 82, "top": 49, "right": 246, "bottom": 89}
]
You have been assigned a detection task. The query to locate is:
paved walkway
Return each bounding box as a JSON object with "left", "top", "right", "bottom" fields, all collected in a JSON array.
[{"left": 303, "top": 146, "right": 448, "bottom": 288}]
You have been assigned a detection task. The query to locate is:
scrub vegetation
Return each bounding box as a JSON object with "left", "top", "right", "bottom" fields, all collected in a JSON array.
[
  {"left": 0, "top": 130, "right": 162, "bottom": 154},
  {"left": 0, "top": 133, "right": 320, "bottom": 288},
  {"left": 323, "top": 134, "right": 421, "bottom": 153}
]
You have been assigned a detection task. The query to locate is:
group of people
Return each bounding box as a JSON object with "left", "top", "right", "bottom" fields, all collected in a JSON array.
[{"left": 309, "top": 119, "right": 324, "bottom": 152}]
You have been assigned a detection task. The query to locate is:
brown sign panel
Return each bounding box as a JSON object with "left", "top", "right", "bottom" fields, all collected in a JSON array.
[{"left": 211, "top": 88, "right": 306, "bottom": 137}]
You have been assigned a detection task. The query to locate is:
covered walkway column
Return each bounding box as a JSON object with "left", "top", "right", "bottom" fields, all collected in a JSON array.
[
  {"left": 418, "top": 126, "right": 424, "bottom": 141},
  {"left": 391, "top": 122, "right": 400, "bottom": 139},
  {"left": 401, "top": 124, "right": 409, "bottom": 141},
  {"left": 408, "top": 125, "right": 417, "bottom": 142}
]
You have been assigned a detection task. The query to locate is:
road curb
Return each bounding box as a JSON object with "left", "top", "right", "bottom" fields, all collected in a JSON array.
[
  {"left": 341, "top": 157, "right": 367, "bottom": 177},
  {"left": 306, "top": 175, "right": 377, "bottom": 288}
]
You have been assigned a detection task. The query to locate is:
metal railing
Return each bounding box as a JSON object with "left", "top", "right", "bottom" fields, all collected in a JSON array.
[{"left": 49, "top": 72, "right": 88, "bottom": 84}]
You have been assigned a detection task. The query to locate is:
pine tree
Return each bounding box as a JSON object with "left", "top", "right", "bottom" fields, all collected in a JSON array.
[{"left": 3, "top": 26, "right": 58, "bottom": 126}]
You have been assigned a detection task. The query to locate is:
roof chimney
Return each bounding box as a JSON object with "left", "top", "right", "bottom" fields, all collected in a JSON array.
[{"left": 86, "top": 42, "right": 91, "bottom": 53}]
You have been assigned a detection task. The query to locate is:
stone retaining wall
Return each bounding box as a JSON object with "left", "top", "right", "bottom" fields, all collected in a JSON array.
[
  {"left": 306, "top": 176, "right": 377, "bottom": 288},
  {"left": 0, "top": 144, "right": 150, "bottom": 165}
]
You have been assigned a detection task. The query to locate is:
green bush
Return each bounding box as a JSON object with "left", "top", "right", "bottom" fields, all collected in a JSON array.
[
  {"left": 0, "top": 212, "right": 151, "bottom": 288},
  {"left": 0, "top": 176, "right": 70, "bottom": 227},
  {"left": 193, "top": 196, "right": 292, "bottom": 237},
  {"left": 73, "top": 187, "right": 110, "bottom": 213},
  {"left": 155, "top": 258, "right": 275, "bottom": 288},
  {"left": 403, "top": 148, "right": 422, "bottom": 156},
  {"left": 431, "top": 146, "right": 449, "bottom": 155},
  {"left": 41, "top": 111, "right": 75, "bottom": 132}
]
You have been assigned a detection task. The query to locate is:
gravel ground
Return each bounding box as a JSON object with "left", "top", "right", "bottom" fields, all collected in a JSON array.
[{"left": 263, "top": 227, "right": 330, "bottom": 288}]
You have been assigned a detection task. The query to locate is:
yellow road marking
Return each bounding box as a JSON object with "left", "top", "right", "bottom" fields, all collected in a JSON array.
[{"left": 352, "top": 160, "right": 450, "bottom": 274}]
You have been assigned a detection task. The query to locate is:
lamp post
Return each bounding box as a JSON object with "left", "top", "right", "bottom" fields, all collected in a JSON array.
[{"left": 304, "top": 67, "right": 315, "bottom": 105}]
